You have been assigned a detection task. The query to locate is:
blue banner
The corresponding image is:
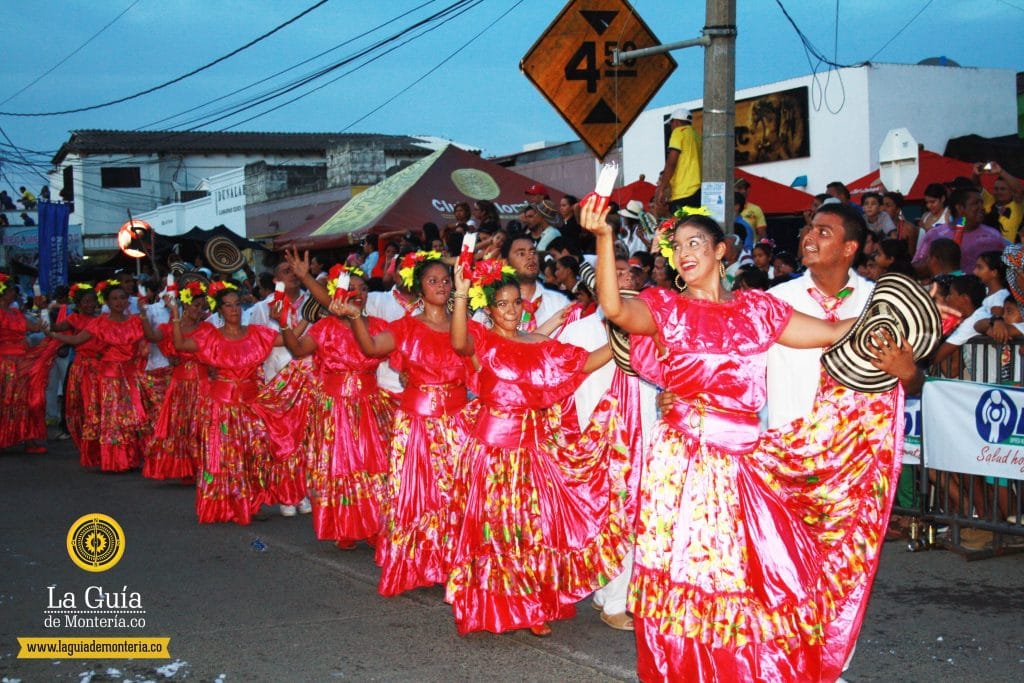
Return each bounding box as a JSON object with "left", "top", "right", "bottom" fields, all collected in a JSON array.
[{"left": 36, "top": 201, "right": 70, "bottom": 295}]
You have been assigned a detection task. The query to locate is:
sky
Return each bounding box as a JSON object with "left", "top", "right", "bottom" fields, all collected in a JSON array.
[{"left": 0, "top": 0, "right": 1021, "bottom": 192}]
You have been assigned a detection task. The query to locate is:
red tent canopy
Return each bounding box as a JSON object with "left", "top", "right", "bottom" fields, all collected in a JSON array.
[
  {"left": 610, "top": 178, "right": 656, "bottom": 208},
  {"left": 735, "top": 169, "right": 812, "bottom": 214},
  {"left": 846, "top": 150, "right": 993, "bottom": 201}
]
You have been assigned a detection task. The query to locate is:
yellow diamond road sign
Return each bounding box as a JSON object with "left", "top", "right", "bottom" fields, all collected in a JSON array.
[{"left": 521, "top": 0, "right": 677, "bottom": 160}]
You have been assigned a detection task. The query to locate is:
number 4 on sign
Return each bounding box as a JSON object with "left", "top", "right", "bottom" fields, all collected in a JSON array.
[{"left": 565, "top": 41, "right": 638, "bottom": 93}]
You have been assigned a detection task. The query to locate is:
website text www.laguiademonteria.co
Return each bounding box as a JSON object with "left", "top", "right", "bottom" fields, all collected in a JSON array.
[{"left": 17, "top": 637, "right": 170, "bottom": 659}]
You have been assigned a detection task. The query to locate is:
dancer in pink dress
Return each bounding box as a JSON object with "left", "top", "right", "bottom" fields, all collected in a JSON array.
[
  {"left": 171, "top": 282, "right": 283, "bottom": 525},
  {"left": 340, "top": 252, "right": 471, "bottom": 596},
  {"left": 280, "top": 267, "right": 394, "bottom": 548},
  {"left": 52, "top": 280, "right": 150, "bottom": 472},
  {"left": 143, "top": 281, "right": 210, "bottom": 481},
  {"left": 0, "top": 272, "right": 47, "bottom": 452},
  {"left": 581, "top": 199, "right": 903, "bottom": 682},
  {"left": 445, "top": 259, "right": 630, "bottom": 637}
]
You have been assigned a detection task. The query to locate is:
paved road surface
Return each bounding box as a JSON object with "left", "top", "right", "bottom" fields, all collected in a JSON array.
[{"left": 2, "top": 442, "right": 1022, "bottom": 682}]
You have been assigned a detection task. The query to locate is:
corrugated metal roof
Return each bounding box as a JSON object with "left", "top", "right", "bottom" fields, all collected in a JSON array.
[{"left": 52, "top": 130, "right": 428, "bottom": 165}]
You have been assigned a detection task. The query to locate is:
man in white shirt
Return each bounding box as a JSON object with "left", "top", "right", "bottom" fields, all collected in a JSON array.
[
  {"left": 502, "top": 235, "right": 569, "bottom": 331},
  {"left": 247, "top": 260, "right": 309, "bottom": 381},
  {"left": 364, "top": 280, "right": 422, "bottom": 395},
  {"left": 766, "top": 203, "right": 922, "bottom": 429}
]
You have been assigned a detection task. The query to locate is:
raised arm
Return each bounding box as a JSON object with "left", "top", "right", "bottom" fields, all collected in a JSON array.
[
  {"left": 285, "top": 247, "right": 331, "bottom": 310},
  {"left": 50, "top": 328, "right": 92, "bottom": 346},
  {"left": 579, "top": 195, "right": 657, "bottom": 334},
  {"left": 138, "top": 303, "right": 162, "bottom": 342},
  {"left": 170, "top": 310, "right": 199, "bottom": 353},
  {"left": 281, "top": 325, "right": 316, "bottom": 358},
  {"left": 450, "top": 261, "right": 474, "bottom": 357},
  {"left": 583, "top": 344, "right": 612, "bottom": 373},
  {"left": 776, "top": 310, "right": 855, "bottom": 349}
]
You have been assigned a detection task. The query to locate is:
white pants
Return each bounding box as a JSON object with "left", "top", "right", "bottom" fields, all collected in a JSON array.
[{"left": 593, "top": 548, "right": 634, "bottom": 614}]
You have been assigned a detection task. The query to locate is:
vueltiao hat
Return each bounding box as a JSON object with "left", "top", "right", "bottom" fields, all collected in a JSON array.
[
  {"left": 1001, "top": 243, "right": 1024, "bottom": 306},
  {"left": 821, "top": 273, "right": 941, "bottom": 393},
  {"left": 204, "top": 236, "right": 245, "bottom": 274},
  {"left": 606, "top": 289, "right": 639, "bottom": 376}
]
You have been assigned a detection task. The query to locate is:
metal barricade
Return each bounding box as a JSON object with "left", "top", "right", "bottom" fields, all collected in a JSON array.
[{"left": 905, "top": 337, "right": 1024, "bottom": 557}]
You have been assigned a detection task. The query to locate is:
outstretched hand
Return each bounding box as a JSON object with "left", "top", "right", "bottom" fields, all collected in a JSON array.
[
  {"left": 579, "top": 194, "right": 612, "bottom": 239},
  {"left": 284, "top": 247, "right": 310, "bottom": 280}
]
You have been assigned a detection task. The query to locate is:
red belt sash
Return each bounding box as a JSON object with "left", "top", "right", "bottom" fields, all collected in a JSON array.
[
  {"left": 663, "top": 398, "right": 760, "bottom": 453},
  {"left": 209, "top": 378, "right": 259, "bottom": 404},
  {"left": 322, "top": 370, "right": 376, "bottom": 399},
  {"left": 399, "top": 381, "right": 467, "bottom": 417},
  {"left": 172, "top": 361, "right": 204, "bottom": 382},
  {"left": 475, "top": 406, "right": 549, "bottom": 448}
]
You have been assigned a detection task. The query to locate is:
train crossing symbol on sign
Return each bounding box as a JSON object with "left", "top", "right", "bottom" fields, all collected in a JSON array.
[{"left": 521, "top": 0, "right": 677, "bottom": 159}]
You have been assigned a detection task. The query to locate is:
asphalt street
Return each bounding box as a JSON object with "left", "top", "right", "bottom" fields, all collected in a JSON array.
[{"left": 2, "top": 441, "right": 1022, "bottom": 682}]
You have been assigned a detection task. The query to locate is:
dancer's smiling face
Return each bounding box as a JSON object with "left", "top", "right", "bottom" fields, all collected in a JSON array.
[
  {"left": 673, "top": 223, "right": 725, "bottom": 287},
  {"left": 488, "top": 283, "right": 523, "bottom": 334}
]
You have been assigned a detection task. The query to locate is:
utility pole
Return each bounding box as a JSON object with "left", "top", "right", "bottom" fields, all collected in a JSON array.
[
  {"left": 612, "top": 0, "right": 737, "bottom": 228},
  {"left": 701, "top": 0, "right": 737, "bottom": 228}
]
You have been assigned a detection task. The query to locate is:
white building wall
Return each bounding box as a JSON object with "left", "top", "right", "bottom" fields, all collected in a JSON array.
[
  {"left": 622, "top": 63, "right": 1016, "bottom": 199},
  {"left": 135, "top": 167, "right": 246, "bottom": 237}
]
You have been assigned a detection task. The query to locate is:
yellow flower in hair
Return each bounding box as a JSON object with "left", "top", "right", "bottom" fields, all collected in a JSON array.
[
  {"left": 398, "top": 250, "right": 444, "bottom": 289},
  {"left": 676, "top": 205, "right": 712, "bottom": 218},
  {"left": 468, "top": 286, "right": 488, "bottom": 310}
]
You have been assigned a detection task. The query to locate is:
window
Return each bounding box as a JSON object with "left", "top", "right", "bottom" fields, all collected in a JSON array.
[
  {"left": 100, "top": 166, "right": 141, "bottom": 188},
  {"left": 62, "top": 165, "right": 74, "bottom": 202}
]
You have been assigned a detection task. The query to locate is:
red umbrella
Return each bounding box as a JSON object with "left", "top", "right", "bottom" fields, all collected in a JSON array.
[
  {"left": 846, "top": 150, "right": 993, "bottom": 201},
  {"left": 735, "top": 169, "right": 812, "bottom": 214},
  {"left": 610, "top": 177, "right": 656, "bottom": 209}
]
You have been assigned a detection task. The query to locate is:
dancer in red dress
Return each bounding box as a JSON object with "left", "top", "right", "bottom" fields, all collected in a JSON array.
[
  {"left": 280, "top": 266, "right": 394, "bottom": 547},
  {"left": 52, "top": 280, "right": 150, "bottom": 471},
  {"left": 142, "top": 281, "right": 210, "bottom": 481},
  {"left": 172, "top": 282, "right": 284, "bottom": 524},
  {"left": 0, "top": 273, "right": 47, "bottom": 452},
  {"left": 582, "top": 200, "right": 904, "bottom": 682},
  {"left": 341, "top": 253, "right": 471, "bottom": 596},
  {"left": 445, "top": 259, "right": 630, "bottom": 637},
  {"left": 56, "top": 283, "right": 102, "bottom": 465}
]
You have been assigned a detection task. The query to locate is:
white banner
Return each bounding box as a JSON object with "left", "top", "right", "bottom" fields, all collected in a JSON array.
[
  {"left": 903, "top": 396, "right": 921, "bottom": 465},
  {"left": 922, "top": 378, "right": 1024, "bottom": 478}
]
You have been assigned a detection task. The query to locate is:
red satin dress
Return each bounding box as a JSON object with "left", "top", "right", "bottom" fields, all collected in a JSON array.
[
  {"left": 445, "top": 323, "right": 630, "bottom": 635},
  {"left": 192, "top": 324, "right": 277, "bottom": 525},
  {"left": 0, "top": 308, "right": 46, "bottom": 448},
  {"left": 257, "top": 353, "right": 316, "bottom": 508},
  {"left": 628, "top": 287, "right": 903, "bottom": 683},
  {"left": 375, "top": 315, "right": 471, "bottom": 597},
  {"left": 142, "top": 322, "right": 210, "bottom": 480},
  {"left": 305, "top": 316, "right": 394, "bottom": 543},
  {"left": 80, "top": 315, "right": 146, "bottom": 471},
  {"left": 63, "top": 312, "right": 103, "bottom": 466}
]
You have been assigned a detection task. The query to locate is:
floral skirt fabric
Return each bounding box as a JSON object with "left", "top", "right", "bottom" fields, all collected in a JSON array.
[
  {"left": 79, "top": 366, "right": 147, "bottom": 472},
  {"left": 308, "top": 385, "right": 395, "bottom": 543},
  {"left": 257, "top": 361, "right": 317, "bottom": 506},
  {"left": 0, "top": 354, "right": 44, "bottom": 448},
  {"left": 444, "top": 397, "right": 631, "bottom": 635},
  {"left": 630, "top": 376, "right": 903, "bottom": 683},
  {"left": 142, "top": 372, "right": 206, "bottom": 481},
  {"left": 375, "top": 403, "right": 475, "bottom": 597},
  {"left": 65, "top": 358, "right": 99, "bottom": 464}
]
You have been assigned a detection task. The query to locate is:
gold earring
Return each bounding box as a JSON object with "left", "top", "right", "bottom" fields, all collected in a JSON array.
[
  {"left": 719, "top": 260, "right": 726, "bottom": 279},
  {"left": 674, "top": 273, "right": 686, "bottom": 291}
]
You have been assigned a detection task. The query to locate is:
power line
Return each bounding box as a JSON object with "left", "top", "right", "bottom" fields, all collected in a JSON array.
[
  {"left": 867, "top": 0, "right": 934, "bottom": 61},
  {"left": 0, "top": 0, "right": 144, "bottom": 107},
  {"left": 0, "top": 0, "right": 331, "bottom": 117}
]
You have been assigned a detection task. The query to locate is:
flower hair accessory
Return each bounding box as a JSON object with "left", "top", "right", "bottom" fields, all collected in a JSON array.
[
  {"left": 0, "top": 272, "right": 9, "bottom": 296},
  {"left": 398, "top": 250, "right": 443, "bottom": 290},
  {"left": 206, "top": 281, "right": 237, "bottom": 311},
  {"left": 68, "top": 282, "right": 93, "bottom": 300},
  {"left": 655, "top": 218, "right": 676, "bottom": 261},
  {"left": 178, "top": 280, "right": 207, "bottom": 306},
  {"left": 95, "top": 279, "right": 120, "bottom": 305},
  {"left": 467, "top": 258, "right": 517, "bottom": 310},
  {"left": 326, "top": 263, "right": 365, "bottom": 301}
]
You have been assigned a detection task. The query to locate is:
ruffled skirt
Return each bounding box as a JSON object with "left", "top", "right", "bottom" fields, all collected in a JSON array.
[
  {"left": 309, "top": 386, "right": 395, "bottom": 542},
  {"left": 258, "top": 361, "right": 316, "bottom": 506},
  {"left": 375, "top": 404, "right": 474, "bottom": 596},
  {"left": 195, "top": 399, "right": 274, "bottom": 525},
  {"left": 631, "top": 377, "right": 903, "bottom": 683},
  {"left": 142, "top": 372, "right": 206, "bottom": 480},
  {"left": 0, "top": 354, "right": 44, "bottom": 448},
  {"left": 79, "top": 365, "right": 147, "bottom": 472},
  {"left": 65, "top": 357, "right": 99, "bottom": 465},
  {"left": 445, "top": 397, "right": 631, "bottom": 634}
]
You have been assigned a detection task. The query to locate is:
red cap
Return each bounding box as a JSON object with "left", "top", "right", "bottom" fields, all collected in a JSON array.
[{"left": 525, "top": 183, "right": 549, "bottom": 196}]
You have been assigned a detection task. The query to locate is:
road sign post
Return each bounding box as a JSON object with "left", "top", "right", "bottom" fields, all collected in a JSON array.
[{"left": 521, "top": 0, "right": 677, "bottom": 160}]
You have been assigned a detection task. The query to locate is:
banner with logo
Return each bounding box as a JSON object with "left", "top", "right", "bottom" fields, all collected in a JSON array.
[
  {"left": 36, "top": 201, "right": 71, "bottom": 295},
  {"left": 922, "top": 378, "right": 1024, "bottom": 478},
  {"left": 903, "top": 396, "right": 921, "bottom": 465}
]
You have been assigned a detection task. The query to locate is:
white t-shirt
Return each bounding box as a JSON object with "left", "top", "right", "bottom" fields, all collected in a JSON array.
[
  {"left": 365, "top": 287, "right": 422, "bottom": 395},
  {"left": 247, "top": 291, "right": 309, "bottom": 380},
  {"left": 144, "top": 303, "right": 171, "bottom": 371},
  {"left": 766, "top": 270, "right": 875, "bottom": 429},
  {"left": 946, "top": 290, "right": 1010, "bottom": 347}
]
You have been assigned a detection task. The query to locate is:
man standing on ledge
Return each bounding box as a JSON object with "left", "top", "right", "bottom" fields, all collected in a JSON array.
[{"left": 655, "top": 109, "right": 701, "bottom": 215}]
